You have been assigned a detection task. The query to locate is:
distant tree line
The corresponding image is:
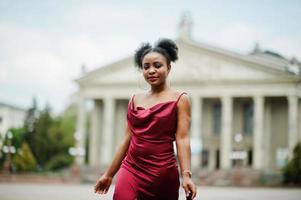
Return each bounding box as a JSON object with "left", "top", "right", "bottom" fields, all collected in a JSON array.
[{"left": 0, "top": 98, "right": 76, "bottom": 172}]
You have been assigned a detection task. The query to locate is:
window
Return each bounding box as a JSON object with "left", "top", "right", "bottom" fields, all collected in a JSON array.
[
  {"left": 212, "top": 103, "right": 221, "bottom": 135},
  {"left": 248, "top": 149, "right": 253, "bottom": 166},
  {"left": 201, "top": 149, "right": 209, "bottom": 167},
  {"left": 215, "top": 149, "right": 220, "bottom": 169},
  {"left": 243, "top": 103, "right": 253, "bottom": 135}
]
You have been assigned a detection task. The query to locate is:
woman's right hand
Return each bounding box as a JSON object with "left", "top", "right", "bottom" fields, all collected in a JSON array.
[{"left": 94, "top": 174, "right": 113, "bottom": 195}]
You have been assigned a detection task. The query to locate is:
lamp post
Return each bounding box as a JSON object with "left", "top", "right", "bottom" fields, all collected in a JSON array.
[
  {"left": 0, "top": 134, "right": 3, "bottom": 159},
  {"left": 68, "top": 131, "right": 85, "bottom": 177},
  {"left": 2, "top": 131, "right": 16, "bottom": 173},
  {"left": 230, "top": 133, "right": 247, "bottom": 185},
  {"left": 230, "top": 133, "right": 247, "bottom": 167}
]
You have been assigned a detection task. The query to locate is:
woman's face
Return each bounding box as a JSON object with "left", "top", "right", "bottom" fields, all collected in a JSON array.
[{"left": 142, "top": 52, "right": 170, "bottom": 86}]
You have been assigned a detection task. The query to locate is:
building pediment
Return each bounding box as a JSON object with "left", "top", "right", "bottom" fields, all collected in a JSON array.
[{"left": 75, "top": 39, "right": 300, "bottom": 87}]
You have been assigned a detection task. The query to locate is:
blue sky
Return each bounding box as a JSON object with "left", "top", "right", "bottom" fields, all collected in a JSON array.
[{"left": 0, "top": 0, "right": 300, "bottom": 114}]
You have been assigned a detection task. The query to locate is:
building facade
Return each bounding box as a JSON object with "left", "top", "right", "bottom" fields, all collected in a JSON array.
[
  {"left": 0, "top": 102, "right": 26, "bottom": 138},
  {"left": 75, "top": 16, "right": 301, "bottom": 172}
]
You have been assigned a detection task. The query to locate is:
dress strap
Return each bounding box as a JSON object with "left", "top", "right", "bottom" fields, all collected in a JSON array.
[
  {"left": 176, "top": 92, "right": 187, "bottom": 103},
  {"left": 130, "top": 94, "right": 136, "bottom": 109}
]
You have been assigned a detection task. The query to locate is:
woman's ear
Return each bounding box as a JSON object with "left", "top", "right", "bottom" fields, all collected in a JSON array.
[
  {"left": 166, "top": 65, "right": 171, "bottom": 76},
  {"left": 167, "top": 64, "right": 171, "bottom": 72}
]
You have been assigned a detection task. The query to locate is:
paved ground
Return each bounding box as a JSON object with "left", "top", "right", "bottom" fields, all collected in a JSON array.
[{"left": 0, "top": 183, "right": 300, "bottom": 200}]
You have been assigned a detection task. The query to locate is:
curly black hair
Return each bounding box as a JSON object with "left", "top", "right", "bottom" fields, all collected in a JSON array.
[{"left": 134, "top": 38, "right": 178, "bottom": 69}]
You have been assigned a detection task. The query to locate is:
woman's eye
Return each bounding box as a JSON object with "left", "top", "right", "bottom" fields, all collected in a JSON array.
[
  {"left": 143, "top": 64, "right": 149, "bottom": 69},
  {"left": 154, "top": 63, "right": 162, "bottom": 68}
]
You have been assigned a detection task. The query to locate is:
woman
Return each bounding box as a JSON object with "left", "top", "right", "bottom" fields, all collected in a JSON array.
[{"left": 94, "top": 38, "right": 197, "bottom": 200}]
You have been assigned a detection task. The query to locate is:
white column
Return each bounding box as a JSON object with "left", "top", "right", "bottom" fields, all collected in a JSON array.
[
  {"left": 89, "top": 100, "right": 102, "bottom": 167},
  {"left": 288, "top": 95, "right": 298, "bottom": 157},
  {"left": 253, "top": 96, "right": 264, "bottom": 169},
  {"left": 101, "top": 97, "right": 115, "bottom": 166},
  {"left": 263, "top": 100, "right": 272, "bottom": 168},
  {"left": 221, "top": 96, "right": 233, "bottom": 169},
  {"left": 75, "top": 96, "right": 87, "bottom": 165},
  {"left": 191, "top": 96, "right": 202, "bottom": 169}
]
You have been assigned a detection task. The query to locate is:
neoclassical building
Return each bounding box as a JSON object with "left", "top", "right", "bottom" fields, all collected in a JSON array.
[
  {"left": 75, "top": 16, "right": 301, "bottom": 173},
  {"left": 0, "top": 102, "right": 26, "bottom": 138}
]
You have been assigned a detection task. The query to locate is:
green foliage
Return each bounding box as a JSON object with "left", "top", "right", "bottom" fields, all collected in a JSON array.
[
  {"left": 13, "top": 142, "right": 37, "bottom": 171},
  {"left": 23, "top": 98, "right": 40, "bottom": 166},
  {"left": 282, "top": 142, "right": 301, "bottom": 185},
  {"left": 0, "top": 134, "right": 5, "bottom": 169},
  {"left": 45, "top": 153, "right": 74, "bottom": 171},
  {"left": 1, "top": 98, "right": 77, "bottom": 172},
  {"left": 0, "top": 128, "right": 26, "bottom": 170},
  {"left": 9, "top": 127, "right": 26, "bottom": 149},
  {"left": 23, "top": 98, "right": 38, "bottom": 133},
  {"left": 32, "top": 104, "right": 54, "bottom": 166},
  {"left": 22, "top": 100, "right": 76, "bottom": 171}
]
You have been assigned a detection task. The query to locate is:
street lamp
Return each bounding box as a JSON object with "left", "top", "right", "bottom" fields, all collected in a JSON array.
[
  {"left": 2, "top": 130, "right": 16, "bottom": 173},
  {"left": 68, "top": 147, "right": 85, "bottom": 158},
  {"left": 230, "top": 133, "right": 247, "bottom": 167},
  {"left": 68, "top": 131, "right": 86, "bottom": 177},
  {"left": 230, "top": 133, "right": 248, "bottom": 185}
]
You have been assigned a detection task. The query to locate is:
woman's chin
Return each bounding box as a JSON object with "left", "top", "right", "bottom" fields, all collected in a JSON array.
[{"left": 147, "top": 80, "right": 158, "bottom": 85}]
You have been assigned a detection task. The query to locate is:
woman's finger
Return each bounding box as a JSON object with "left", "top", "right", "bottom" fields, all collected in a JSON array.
[
  {"left": 183, "top": 184, "right": 189, "bottom": 196},
  {"left": 185, "top": 189, "right": 191, "bottom": 197},
  {"left": 189, "top": 184, "right": 197, "bottom": 199},
  {"left": 191, "top": 189, "right": 196, "bottom": 199},
  {"left": 94, "top": 186, "right": 100, "bottom": 193},
  {"left": 94, "top": 185, "right": 99, "bottom": 193}
]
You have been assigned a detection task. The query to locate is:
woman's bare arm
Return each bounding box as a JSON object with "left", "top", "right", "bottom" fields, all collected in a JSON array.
[
  {"left": 175, "top": 93, "right": 196, "bottom": 199},
  {"left": 103, "top": 123, "right": 131, "bottom": 177},
  {"left": 94, "top": 123, "right": 131, "bottom": 194}
]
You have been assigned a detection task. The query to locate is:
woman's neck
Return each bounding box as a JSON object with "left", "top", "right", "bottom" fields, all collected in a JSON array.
[{"left": 149, "top": 83, "right": 169, "bottom": 95}]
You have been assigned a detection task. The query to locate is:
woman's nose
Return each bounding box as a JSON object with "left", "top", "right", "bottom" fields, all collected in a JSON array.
[{"left": 149, "top": 67, "right": 156, "bottom": 74}]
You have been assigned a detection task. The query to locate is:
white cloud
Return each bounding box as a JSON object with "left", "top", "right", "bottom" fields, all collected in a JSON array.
[
  {"left": 0, "top": 22, "right": 75, "bottom": 113},
  {"left": 63, "top": 3, "right": 144, "bottom": 30},
  {"left": 217, "top": 22, "right": 265, "bottom": 52},
  {"left": 264, "top": 33, "right": 301, "bottom": 59},
  {"left": 0, "top": 22, "right": 53, "bottom": 59},
  {"left": 0, "top": 17, "right": 140, "bottom": 113},
  {"left": 58, "top": 34, "right": 105, "bottom": 69},
  {"left": 195, "top": 21, "right": 301, "bottom": 60}
]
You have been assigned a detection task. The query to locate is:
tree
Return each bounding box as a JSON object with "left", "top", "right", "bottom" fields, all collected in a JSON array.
[
  {"left": 48, "top": 103, "right": 76, "bottom": 170},
  {"left": 13, "top": 142, "right": 37, "bottom": 172},
  {"left": 20, "top": 100, "right": 76, "bottom": 171},
  {"left": 9, "top": 127, "right": 26, "bottom": 150},
  {"left": 283, "top": 142, "right": 301, "bottom": 185},
  {"left": 0, "top": 127, "right": 28, "bottom": 170},
  {"left": 23, "top": 97, "right": 39, "bottom": 165},
  {"left": 24, "top": 97, "right": 38, "bottom": 133}
]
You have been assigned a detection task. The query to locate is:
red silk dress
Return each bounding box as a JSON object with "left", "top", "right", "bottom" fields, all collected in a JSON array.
[{"left": 113, "top": 92, "right": 187, "bottom": 200}]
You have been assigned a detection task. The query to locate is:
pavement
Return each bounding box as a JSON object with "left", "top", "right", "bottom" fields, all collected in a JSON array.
[{"left": 0, "top": 183, "right": 301, "bottom": 200}]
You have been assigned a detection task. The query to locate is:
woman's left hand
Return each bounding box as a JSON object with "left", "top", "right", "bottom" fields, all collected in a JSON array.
[{"left": 182, "top": 177, "right": 197, "bottom": 199}]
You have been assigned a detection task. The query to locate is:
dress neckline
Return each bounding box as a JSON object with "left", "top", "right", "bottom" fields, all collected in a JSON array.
[
  {"left": 134, "top": 100, "right": 176, "bottom": 110},
  {"left": 130, "top": 92, "right": 187, "bottom": 111}
]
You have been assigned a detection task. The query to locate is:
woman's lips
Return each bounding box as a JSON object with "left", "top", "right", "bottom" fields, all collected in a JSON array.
[{"left": 148, "top": 77, "right": 158, "bottom": 81}]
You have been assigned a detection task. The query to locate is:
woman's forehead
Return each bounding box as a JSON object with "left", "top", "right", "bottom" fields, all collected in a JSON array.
[{"left": 143, "top": 52, "right": 166, "bottom": 62}]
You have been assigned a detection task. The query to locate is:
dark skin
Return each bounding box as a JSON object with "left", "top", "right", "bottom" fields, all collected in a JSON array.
[{"left": 94, "top": 51, "right": 197, "bottom": 199}]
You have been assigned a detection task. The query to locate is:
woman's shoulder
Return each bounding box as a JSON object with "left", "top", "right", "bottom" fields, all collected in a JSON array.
[
  {"left": 129, "top": 92, "right": 146, "bottom": 105},
  {"left": 133, "top": 92, "right": 146, "bottom": 98},
  {"left": 131, "top": 92, "right": 146, "bottom": 101},
  {"left": 173, "top": 90, "right": 191, "bottom": 107},
  {"left": 172, "top": 90, "right": 189, "bottom": 99}
]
